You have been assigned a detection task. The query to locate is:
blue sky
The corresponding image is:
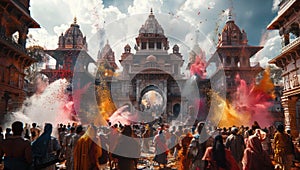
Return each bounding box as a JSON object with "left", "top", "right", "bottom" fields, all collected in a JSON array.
[{"left": 28, "top": 0, "right": 282, "bottom": 69}]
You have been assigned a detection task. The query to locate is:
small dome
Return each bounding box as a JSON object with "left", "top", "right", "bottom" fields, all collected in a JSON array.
[
  {"left": 124, "top": 44, "right": 131, "bottom": 49},
  {"left": 124, "top": 44, "right": 131, "bottom": 53},
  {"left": 218, "top": 9, "right": 247, "bottom": 46},
  {"left": 146, "top": 55, "right": 157, "bottom": 62},
  {"left": 222, "top": 21, "right": 242, "bottom": 34},
  {"left": 61, "top": 17, "right": 87, "bottom": 49},
  {"left": 64, "top": 18, "right": 84, "bottom": 39},
  {"left": 173, "top": 44, "right": 179, "bottom": 49},
  {"left": 139, "top": 9, "right": 164, "bottom": 35},
  {"left": 173, "top": 44, "right": 179, "bottom": 53}
]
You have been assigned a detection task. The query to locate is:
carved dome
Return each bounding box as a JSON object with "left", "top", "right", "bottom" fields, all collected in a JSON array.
[
  {"left": 139, "top": 9, "right": 164, "bottom": 35},
  {"left": 222, "top": 20, "right": 242, "bottom": 37},
  {"left": 218, "top": 10, "right": 248, "bottom": 46},
  {"left": 65, "top": 22, "right": 83, "bottom": 38},
  {"left": 58, "top": 17, "right": 87, "bottom": 50},
  {"left": 146, "top": 55, "right": 157, "bottom": 62},
  {"left": 173, "top": 44, "right": 179, "bottom": 53}
]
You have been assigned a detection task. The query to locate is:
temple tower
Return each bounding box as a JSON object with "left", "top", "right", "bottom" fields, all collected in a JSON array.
[{"left": 208, "top": 9, "right": 263, "bottom": 99}]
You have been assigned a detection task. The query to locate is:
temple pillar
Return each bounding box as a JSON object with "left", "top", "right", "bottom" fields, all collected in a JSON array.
[
  {"left": 282, "top": 95, "right": 299, "bottom": 137},
  {"left": 146, "top": 41, "right": 149, "bottom": 50}
]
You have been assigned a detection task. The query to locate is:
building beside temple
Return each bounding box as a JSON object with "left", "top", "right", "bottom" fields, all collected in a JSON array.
[
  {"left": 41, "top": 18, "right": 96, "bottom": 88},
  {"left": 207, "top": 10, "right": 264, "bottom": 100},
  {"left": 268, "top": 0, "right": 300, "bottom": 137},
  {"left": 108, "top": 9, "right": 189, "bottom": 122},
  {"left": 0, "top": 0, "right": 40, "bottom": 117}
]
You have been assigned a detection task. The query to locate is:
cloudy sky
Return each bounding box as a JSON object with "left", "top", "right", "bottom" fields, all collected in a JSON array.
[{"left": 27, "top": 0, "right": 282, "bottom": 72}]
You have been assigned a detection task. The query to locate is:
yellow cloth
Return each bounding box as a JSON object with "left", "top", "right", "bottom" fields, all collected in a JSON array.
[
  {"left": 73, "top": 127, "right": 102, "bottom": 170},
  {"left": 274, "top": 132, "right": 288, "bottom": 166}
]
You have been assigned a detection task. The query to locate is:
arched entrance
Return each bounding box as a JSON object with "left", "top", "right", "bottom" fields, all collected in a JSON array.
[{"left": 139, "top": 85, "right": 166, "bottom": 115}]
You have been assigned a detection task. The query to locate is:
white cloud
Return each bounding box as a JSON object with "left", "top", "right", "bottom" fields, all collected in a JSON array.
[
  {"left": 28, "top": 0, "right": 279, "bottom": 74},
  {"left": 128, "top": 0, "right": 163, "bottom": 15},
  {"left": 245, "top": 10, "right": 253, "bottom": 18},
  {"left": 53, "top": 24, "right": 69, "bottom": 36},
  {"left": 252, "top": 30, "right": 281, "bottom": 67},
  {"left": 272, "top": 0, "right": 281, "bottom": 12},
  {"left": 27, "top": 27, "right": 57, "bottom": 49}
]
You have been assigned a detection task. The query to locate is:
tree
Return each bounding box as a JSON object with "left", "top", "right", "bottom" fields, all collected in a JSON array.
[{"left": 25, "top": 45, "right": 48, "bottom": 83}]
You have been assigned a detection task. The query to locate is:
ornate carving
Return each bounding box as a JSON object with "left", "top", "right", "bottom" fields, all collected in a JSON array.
[{"left": 293, "top": 74, "right": 299, "bottom": 87}]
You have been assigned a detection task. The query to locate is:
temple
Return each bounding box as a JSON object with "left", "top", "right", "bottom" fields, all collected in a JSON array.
[
  {"left": 41, "top": 18, "right": 96, "bottom": 87},
  {"left": 111, "top": 9, "right": 188, "bottom": 120},
  {"left": 207, "top": 9, "right": 263, "bottom": 100}
]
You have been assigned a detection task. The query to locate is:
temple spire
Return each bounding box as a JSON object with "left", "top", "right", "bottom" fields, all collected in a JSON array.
[
  {"left": 226, "top": 8, "right": 234, "bottom": 23},
  {"left": 150, "top": 8, "right": 153, "bottom": 15},
  {"left": 73, "top": 17, "right": 77, "bottom": 24}
]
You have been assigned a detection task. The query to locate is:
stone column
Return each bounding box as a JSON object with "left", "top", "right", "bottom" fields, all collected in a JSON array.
[
  {"left": 282, "top": 95, "right": 299, "bottom": 137},
  {"left": 146, "top": 41, "right": 149, "bottom": 50}
]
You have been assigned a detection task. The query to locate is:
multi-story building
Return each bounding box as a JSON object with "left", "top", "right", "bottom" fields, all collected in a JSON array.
[
  {"left": 268, "top": 0, "right": 300, "bottom": 137},
  {"left": 0, "top": 0, "right": 40, "bottom": 118}
]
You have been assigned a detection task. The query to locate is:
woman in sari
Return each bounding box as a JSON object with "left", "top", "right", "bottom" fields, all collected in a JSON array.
[
  {"left": 32, "top": 123, "right": 61, "bottom": 170},
  {"left": 153, "top": 129, "right": 169, "bottom": 169},
  {"left": 202, "top": 135, "right": 239, "bottom": 170},
  {"left": 242, "top": 135, "right": 274, "bottom": 170}
]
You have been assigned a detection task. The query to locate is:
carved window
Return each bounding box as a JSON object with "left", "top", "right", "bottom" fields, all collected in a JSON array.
[
  {"left": 149, "top": 42, "right": 154, "bottom": 49},
  {"left": 174, "top": 64, "right": 179, "bottom": 74},
  {"left": 9, "top": 65, "right": 18, "bottom": 87},
  {"left": 157, "top": 42, "right": 162, "bottom": 49},
  {"left": 141, "top": 42, "right": 146, "bottom": 49}
]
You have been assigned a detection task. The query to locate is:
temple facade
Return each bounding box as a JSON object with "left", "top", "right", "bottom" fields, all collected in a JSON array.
[
  {"left": 0, "top": 0, "right": 39, "bottom": 116},
  {"left": 268, "top": 0, "right": 300, "bottom": 137},
  {"left": 109, "top": 10, "right": 189, "bottom": 121},
  {"left": 207, "top": 10, "right": 263, "bottom": 100}
]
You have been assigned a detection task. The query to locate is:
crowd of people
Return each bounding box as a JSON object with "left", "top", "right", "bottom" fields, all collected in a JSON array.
[{"left": 0, "top": 119, "right": 299, "bottom": 170}]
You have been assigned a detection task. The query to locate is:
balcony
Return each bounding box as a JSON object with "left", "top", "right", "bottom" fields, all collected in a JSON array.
[
  {"left": 0, "top": 33, "right": 25, "bottom": 53},
  {"left": 282, "top": 36, "right": 300, "bottom": 54}
]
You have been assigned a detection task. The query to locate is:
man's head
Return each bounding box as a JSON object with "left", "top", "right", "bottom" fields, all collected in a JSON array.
[
  {"left": 276, "top": 124, "right": 284, "bottom": 133},
  {"left": 12, "top": 121, "right": 23, "bottom": 136},
  {"left": 32, "top": 123, "right": 37, "bottom": 128},
  {"left": 76, "top": 125, "right": 83, "bottom": 134},
  {"left": 231, "top": 127, "right": 238, "bottom": 134}
]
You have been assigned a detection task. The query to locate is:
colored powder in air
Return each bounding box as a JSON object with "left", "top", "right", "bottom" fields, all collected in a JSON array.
[
  {"left": 209, "top": 68, "right": 275, "bottom": 128},
  {"left": 190, "top": 55, "right": 207, "bottom": 79}
]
